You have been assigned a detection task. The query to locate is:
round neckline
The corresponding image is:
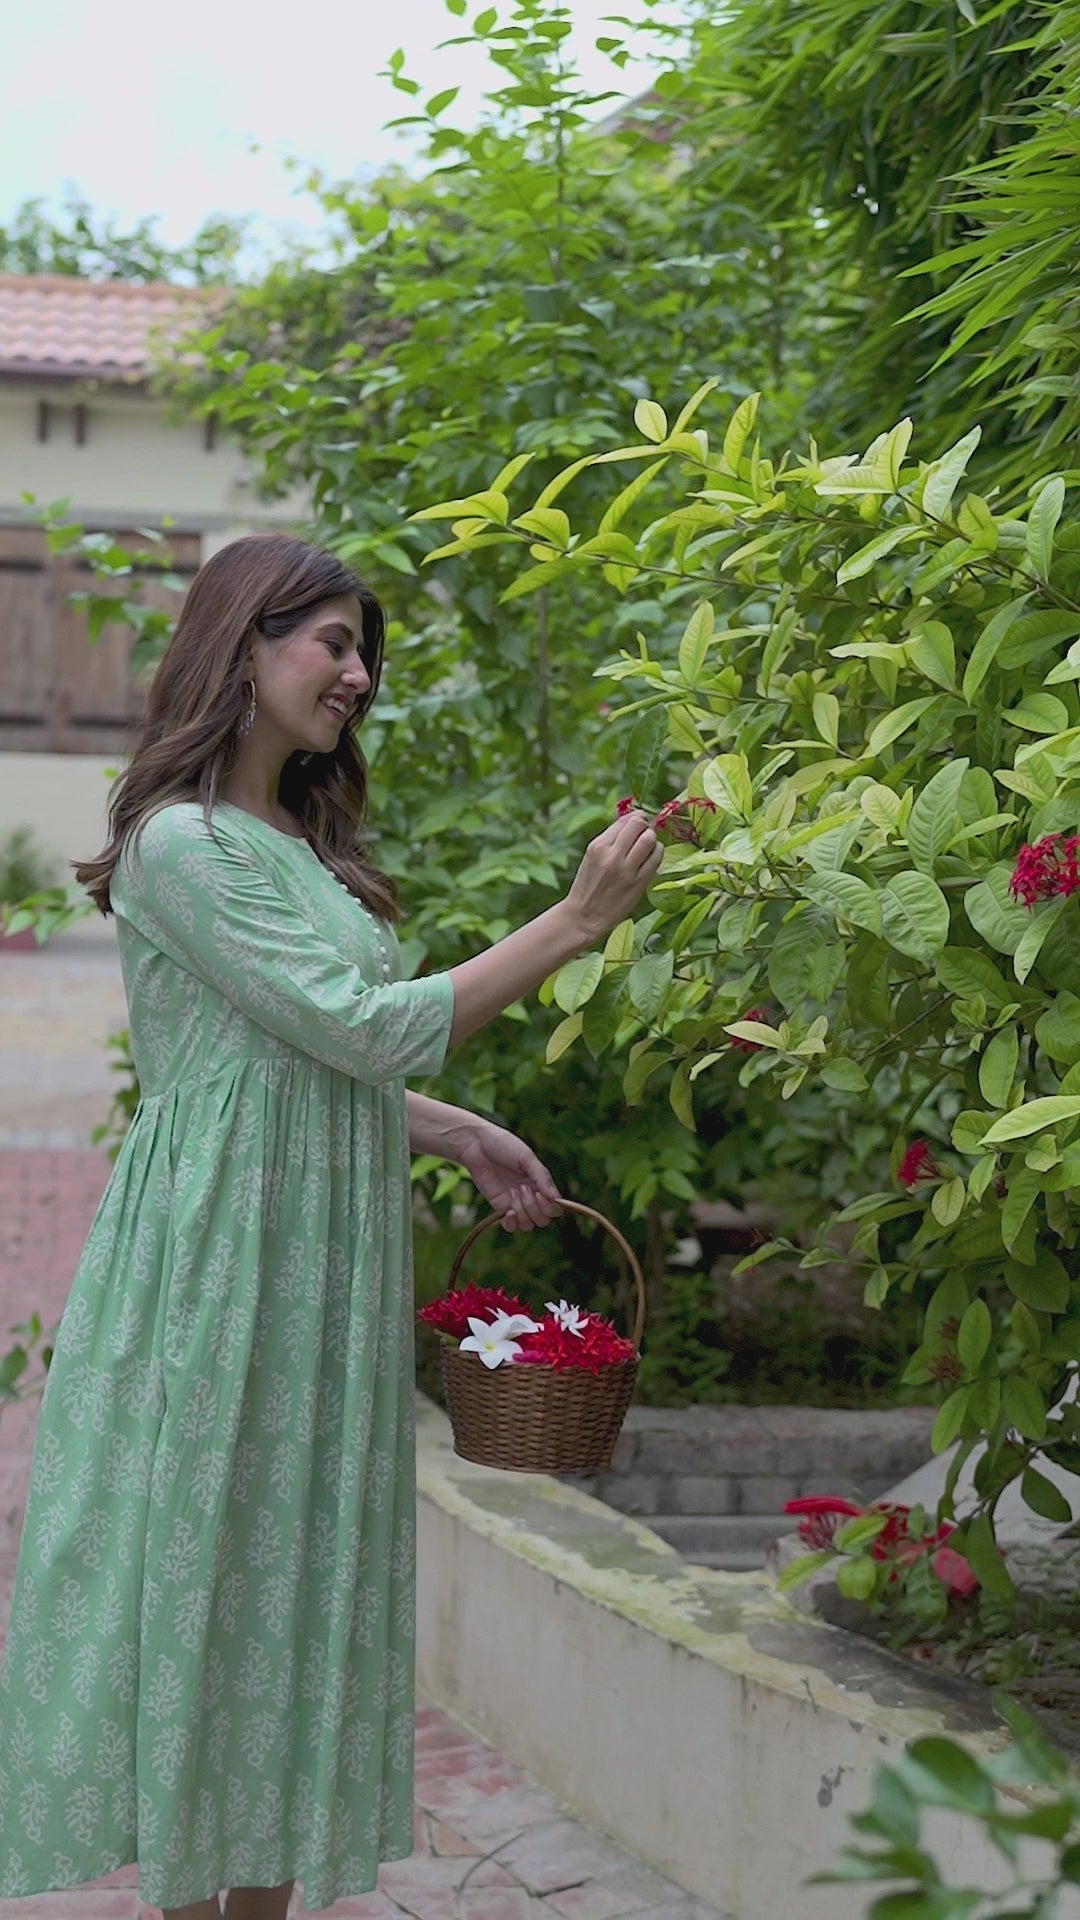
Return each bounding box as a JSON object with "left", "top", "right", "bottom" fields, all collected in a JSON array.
[{"left": 217, "top": 801, "right": 310, "bottom": 845}]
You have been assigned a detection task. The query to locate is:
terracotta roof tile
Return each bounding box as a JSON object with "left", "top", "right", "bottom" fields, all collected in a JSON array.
[{"left": 0, "top": 273, "right": 217, "bottom": 380}]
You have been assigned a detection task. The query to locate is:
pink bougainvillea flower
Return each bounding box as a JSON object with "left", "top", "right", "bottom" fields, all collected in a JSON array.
[
  {"left": 898, "top": 1139, "right": 940, "bottom": 1188},
  {"left": 729, "top": 1008, "right": 773, "bottom": 1054},
  {"left": 616, "top": 795, "right": 640, "bottom": 816},
  {"left": 1009, "top": 833, "right": 1080, "bottom": 906}
]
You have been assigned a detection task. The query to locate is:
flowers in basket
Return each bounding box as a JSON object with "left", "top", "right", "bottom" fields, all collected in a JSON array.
[{"left": 418, "top": 1284, "right": 635, "bottom": 1374}]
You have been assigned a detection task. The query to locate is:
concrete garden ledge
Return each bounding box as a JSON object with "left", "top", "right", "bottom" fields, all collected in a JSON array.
[{"left": 414, "top": 1394, "right": 1078, "bottom": 1920}]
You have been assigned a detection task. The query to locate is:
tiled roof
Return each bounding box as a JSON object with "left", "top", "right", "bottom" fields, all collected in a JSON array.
[{"left": 0, "top": 273, "right": 215, "bottom": 381}]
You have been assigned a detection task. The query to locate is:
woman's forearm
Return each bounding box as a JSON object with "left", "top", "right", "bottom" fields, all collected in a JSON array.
[
  {"left": 444, "top": 901, "right": 590, "bottom": 1045},
  {"left": 405, "top": 1091, "right": 481, "bottom": 1159}
]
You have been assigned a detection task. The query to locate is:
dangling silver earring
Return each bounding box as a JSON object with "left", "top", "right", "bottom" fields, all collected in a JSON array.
[
  {"left": 238, "top": 680, "right": 257, "bottom": 737},
  {"left": 299, "top": 752, "right": 313, "bottom": 766}
]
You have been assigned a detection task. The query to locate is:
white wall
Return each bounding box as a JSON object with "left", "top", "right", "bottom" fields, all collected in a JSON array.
[
  {"left": 0, "top": 383, "right": 308, "bottom": 537},
  {"left": 0, "top": 751, "right": 117, "bottom": 940}
]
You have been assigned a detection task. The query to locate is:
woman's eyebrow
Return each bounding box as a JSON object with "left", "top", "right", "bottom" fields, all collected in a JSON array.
[{"left": 314, "top": 620, "right": 361, "bottom": 643}]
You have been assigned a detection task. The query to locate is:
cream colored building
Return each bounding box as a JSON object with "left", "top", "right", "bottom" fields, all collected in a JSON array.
[{"left": 0, "top": 273, "right": 306, "bottom": 880}]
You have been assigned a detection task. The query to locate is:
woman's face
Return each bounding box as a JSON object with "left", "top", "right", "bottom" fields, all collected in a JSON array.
[{"left": 248, "top": 593, "right": 372, "bottom": 756}]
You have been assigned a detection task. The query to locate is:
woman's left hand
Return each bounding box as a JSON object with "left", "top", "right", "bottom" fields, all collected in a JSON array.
[{"left": 456, "top": 1118, "right": 562, "bottom": 1231}]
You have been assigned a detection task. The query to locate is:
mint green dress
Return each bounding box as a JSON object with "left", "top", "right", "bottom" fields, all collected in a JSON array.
[{"left": 0, "top": 801, "right": 455, "bottom": 1912}]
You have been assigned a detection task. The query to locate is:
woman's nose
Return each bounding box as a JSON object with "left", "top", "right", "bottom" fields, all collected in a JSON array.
[{"left": 343, "top": 658, "right": 371, "bottom": 692}]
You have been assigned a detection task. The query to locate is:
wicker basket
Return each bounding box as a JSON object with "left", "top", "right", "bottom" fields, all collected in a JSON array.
[{"left": 438, "top": 1200, "right": 646, "bottom": 1474}]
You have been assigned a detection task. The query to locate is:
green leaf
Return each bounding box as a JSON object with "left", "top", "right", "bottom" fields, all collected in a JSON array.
[
  {"left": 936, "top": 948, "right": 1010, "bottom": 1006},
  {"left": 902, "top": 1735, "right": 995, "bottom": 1816},
  {"left": 835, "top": 1556, "right": 878, "bottom": 1601},
  {"left": 625, "top": 708, "right": 668, "bottom": 808},
  {"left": 552, "top": 953, "right": 604, "bottom": 1014},
  {"left": 962, "top": 595, "right": 1033, "bottom": 704},
  {"left": 812, "top": 690, "right": 840, "bottom": 748},
  {"left": 1036, "top": 992, "right": 1080, "bottom": 1067},
  {"left": 978, "top": 1026, "right": 1019, "bottom": 1109},
  {"left": 634, "top": 397, "right": 668, "bottom": 444},
  {"left": 836, "top": 523, "right": 918, "bottom": 585},
  {"left": 768, "top": 912, "right": 844, "bottom": 1007},
  {"left": 1021, "top": 1465, "right": 1073, "bottom": 1524},
  {"left": 931, "top": 1177, "right": 966, "bottom": 1227},
  {"left": 964, "top": 1513, "right": 1017, "bottom": 1602},
  {"left": 721, "top": 392, "right": 759, "bottom": 473},
  {"left": 1002, "top": 1374, "right": 1047, "bottom": 1440},
  {"left": 957, "top": 1299, "right": 991, "bottom": 1374},
  {"left": 1004, "top": 1248, "right": 1070, "bottom": 1312},
  {"left": 623, "top": 1048, "right": 666, "bottom": 1105},
  {"left": 604, "top": 920, "right": 635, "bottom": 965},
  {"left": 921, "top": 426, "right": 981, "bottom": 520},
  {"left": 800, "top": 871, "right": 882, "bottom": 936},
  {"left": 835, "top": 1512, "right": 889, "bottom": 1551},
  {"left": 867, "top": 696, "right": 941, "bottom": 757},
  {"left": 1013, "top": 894, "right": 1067, "bottom": 985},
  {"left": 627, "top": 950, "right": 674, "bottom": 1022},
  {"left": 546, "top": 1012, "right": 583, "bottom": 1063},
  {"left": 907, "top": 759, "right": 968, "bottom": 874},
  {"left": 1026, "top": 476, "right": 1066, "bottom": 578},
  {"left": 777, "top": 1549, "right": 833, "bottom": 1593},
  {"left": 983, "top": 1096, "right": 1080, "bottom": 1145},
  {"left": 932, "top": 1388, "right": 970, "bottom": 1453},
  {"left": 906, "top": 620, "right": 955, "bottom": 690},
  {"left": 701, "top": 752, "right": 753, "bottom": 817},
  {"left": 1003, "top": 1164, "right": 1043, "bottom": 1254},
  {"left": 963, "top": 865, "right": 1035, "bottom": 956},
  {"left": 669, "top": 1058, "right": 695, "bottom": 1130},
  {"left": 1005, "top": 692, "right": 1069, "bottom": 734},
  {"left": 880, "top": 872, "right": 950, "bottom": 963},
  {"left": 678, "top": 601, "right": 715, "bottom": 682},
  {"left": 820, "top": 1057, "right": 870, "bottom": 1092}
]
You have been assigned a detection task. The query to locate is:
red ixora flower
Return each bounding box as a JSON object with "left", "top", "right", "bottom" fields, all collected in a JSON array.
[
  {"left": 418, "top": 1283, "right": 531, "bottom": 1343},
  {"left": 729, "top": 1008, "right": 772, "bottom": 1053},
  {"left": 514, "top": 1316, "right": 636, "bottom": 1373},
  {"left": 898, "top": 1139, "right": 940, "bottom": 1188},
  {"left": 652, "top": 796, "right": 718, "bottom": 846},
  {"left": 615, "top": 794, "right": 717, "bottom": 844},
  {"left": 784, "top": 1496, "right": 979, "bottom": 1599},
  {"left": 1009, "top": 833, "right": 1080, "bottom": 907}
]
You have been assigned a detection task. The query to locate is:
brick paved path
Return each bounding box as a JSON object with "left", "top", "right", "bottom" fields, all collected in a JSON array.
[{"left": 0, "top": 1149, "right": 722, "bottom": 1920}]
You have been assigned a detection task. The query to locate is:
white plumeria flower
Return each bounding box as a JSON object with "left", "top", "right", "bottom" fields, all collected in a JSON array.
[
  {"left": 459, "top": 1310, "right": 541, "bottom": 1370},
  {"left": 545, "top": 1299, "right": 589, "bottom": 1338}
]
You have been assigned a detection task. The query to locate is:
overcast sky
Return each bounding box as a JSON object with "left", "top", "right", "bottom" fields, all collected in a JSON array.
[{"left": 3, "top": 0, "right": 680, "bottom": 261}]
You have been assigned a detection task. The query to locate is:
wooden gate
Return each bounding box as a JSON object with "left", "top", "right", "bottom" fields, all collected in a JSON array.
[{"left": 0, "top": 525, "right": 200, "bottom": 754}]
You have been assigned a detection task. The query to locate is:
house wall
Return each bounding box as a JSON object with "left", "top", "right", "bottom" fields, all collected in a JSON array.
[{"left": 0, "top": 382, "right": 306, "bottom": 539}]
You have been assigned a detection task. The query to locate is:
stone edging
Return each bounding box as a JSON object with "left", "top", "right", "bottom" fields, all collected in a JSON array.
[{"left": 414, "top": 1394, "right": 1029, "bottom": 1920}]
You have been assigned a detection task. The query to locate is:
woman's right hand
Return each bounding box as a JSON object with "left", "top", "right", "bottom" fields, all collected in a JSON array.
[{"left": 562, "top": 810, "right": 664, "bottom": 946}]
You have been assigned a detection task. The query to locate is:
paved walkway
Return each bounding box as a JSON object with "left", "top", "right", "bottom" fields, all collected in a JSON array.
[{"left": 0, "top": 946, "right": 723, "bottom": 1920}]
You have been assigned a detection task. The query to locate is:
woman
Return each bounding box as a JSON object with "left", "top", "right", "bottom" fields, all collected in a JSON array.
[{"left": 0, "top": 534, "right": 661, "bottom": 1920}]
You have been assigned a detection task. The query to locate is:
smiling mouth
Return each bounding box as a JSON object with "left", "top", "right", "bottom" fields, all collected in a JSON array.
[{"left": 321, "top": 696, "right": 352, "bottom": 720}]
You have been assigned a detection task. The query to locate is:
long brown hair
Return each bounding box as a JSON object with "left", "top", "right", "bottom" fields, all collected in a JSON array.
[{"left": 75, "top": 532, "right": 400, "bottom": 921}]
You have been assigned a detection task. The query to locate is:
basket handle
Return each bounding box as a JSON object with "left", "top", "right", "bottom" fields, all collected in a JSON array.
[{"left": 444, "top": 1199, "right": 646, "bottom": 1352}]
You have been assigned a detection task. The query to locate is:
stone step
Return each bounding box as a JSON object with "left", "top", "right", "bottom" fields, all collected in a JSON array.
[
  {"left": 648, "top": 1513, "right": 790, "bottom": 1558},
  {"left": 683, "top": 1547, "right": 770, "bottom": 1573}
]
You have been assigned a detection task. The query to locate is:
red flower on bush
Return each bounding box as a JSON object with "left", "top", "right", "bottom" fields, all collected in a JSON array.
[
  {"left": 652, "top": 796, "right": 718, "bottom": 845},
  {"left": 784, "top": 1495, "right": 979, "bottom": 1599},
  {"left": 418, "top": 1283, "right": 531, "bottom": 1342},
  {"left": 729, "top": 1008, "right": 772, "bottom": 1053},
  {"left": 615, "top": 795, "right": 717, "bottom": 844},
  {"left": 897, "top": 1139, "right": 939, "bottom": 1188},
  {"left": 1009, "top": 833, "right": 1080, "bottom": 906}
]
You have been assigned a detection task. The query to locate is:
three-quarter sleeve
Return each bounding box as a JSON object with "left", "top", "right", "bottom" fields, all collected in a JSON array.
[{"left": 113, "top": 805, "right": 454, "bottom": 1086}]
